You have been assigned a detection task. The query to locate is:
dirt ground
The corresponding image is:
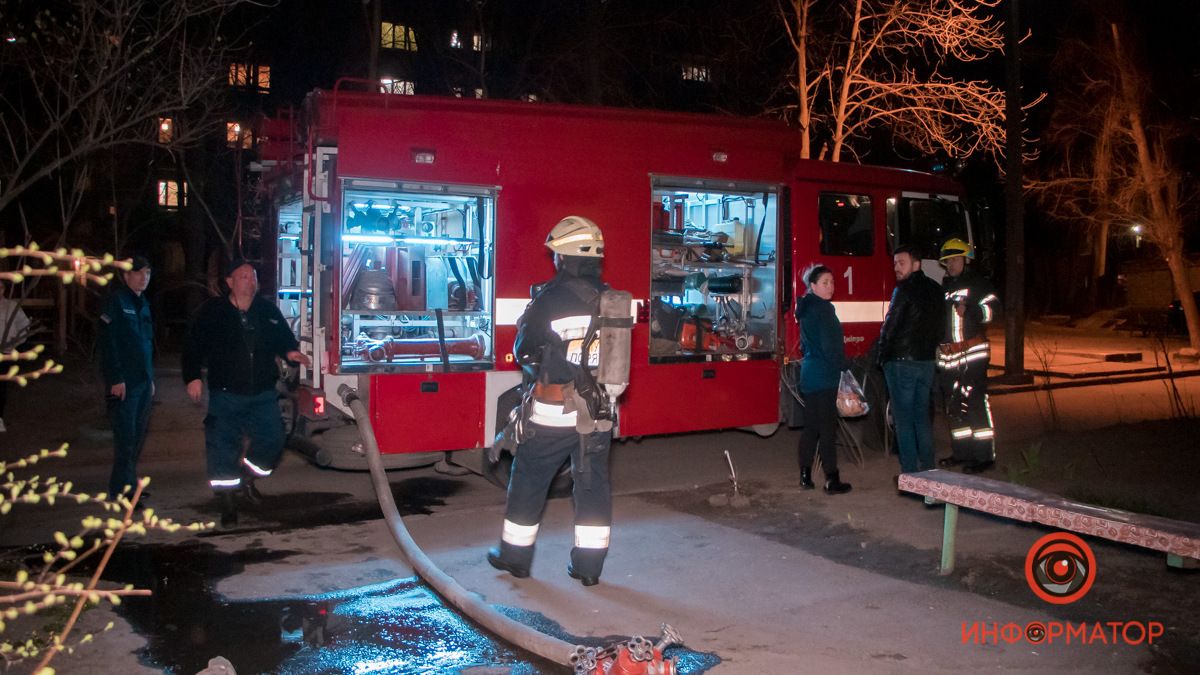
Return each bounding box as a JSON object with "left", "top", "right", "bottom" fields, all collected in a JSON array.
[{"left": 642, "top": 415, "right": 1200, "bottom": 674}]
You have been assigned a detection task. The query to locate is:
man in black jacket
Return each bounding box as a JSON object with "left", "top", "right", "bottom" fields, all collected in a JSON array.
[
  {"left": 877, "top": 246, "right": 944, "bottom": 474},
  {"left": 183, "top": 259, "right": 310, "bottom": 526}
]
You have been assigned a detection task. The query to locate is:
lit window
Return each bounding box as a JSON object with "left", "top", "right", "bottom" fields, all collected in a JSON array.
[
  {"left": 522, "top": 94, "right": 539, "bottom": 102},
  {"left": 681, "top": 64, "right": 710, "bottom": 82},
  {"left": 228, "top": 63, "right": 248, "bottom": 86},
  {"left": 229, "top": 63, "right": 270, "bottom": 91},
  {"left": 452, "top": 87, "right": 463, "bottom": 98},
  {"left": 380, "top": 79, "right": 414, "bottom": 95},
  {"left": 381, "top": 22, "right": 417, "bottom": 51},
  {"left": 449, "top": 30, "right": 461, "bottom": 48},
  {"left": 157, "top": 180, "right": 185, "bottom": 208},
  {"left": 157, "top": 117, "right": 173, "bottom": 144},
  {"left": 472, "top": 33, "right": 490, "bottom": 51},
  {"left": 226, "top": 122, "right": 252, "bottom": 149},
  {"left": 473, "top": 88, "right": 484, "bottom": 99}
]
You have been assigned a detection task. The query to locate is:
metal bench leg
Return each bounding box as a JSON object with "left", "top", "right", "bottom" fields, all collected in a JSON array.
[
  {"left": 939, "top": 503, "right": 959, "bottom": 576},
  {"left": 1167, "top": 554, "right": 1199, "bottom": 569}
]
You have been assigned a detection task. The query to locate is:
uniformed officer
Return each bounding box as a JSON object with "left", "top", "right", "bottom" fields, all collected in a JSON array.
[
  {"left": 183, "top": 259, "right": 310, "bottom": 526},
  {"left": 935, "top": 239, "right": 1000, "bottom": 473},
  {"left": 99, "top": 255, "right": 155, "bottom": 501},
  {"left": 487, "top": 216, "right": 622, "bottom": 587}
]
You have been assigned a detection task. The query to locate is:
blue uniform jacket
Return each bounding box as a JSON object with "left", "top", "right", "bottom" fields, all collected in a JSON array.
[{"left": 99, "top": 286, "right": 154, "bottom": 388}]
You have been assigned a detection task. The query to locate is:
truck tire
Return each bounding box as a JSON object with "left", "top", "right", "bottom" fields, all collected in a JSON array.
[{"left": 486, "top": 384, "right": 573, "bottom": 498}]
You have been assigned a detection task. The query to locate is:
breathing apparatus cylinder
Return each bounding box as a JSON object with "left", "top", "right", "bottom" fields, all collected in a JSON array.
[{"left": 596, "top": 289, "right": 633, "bottom": 399}]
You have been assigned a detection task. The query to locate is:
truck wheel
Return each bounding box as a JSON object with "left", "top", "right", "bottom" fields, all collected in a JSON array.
[
  {"left": 489, "top": 384, "right": 573, "bottom": 498},
  {"left": 482, "top": 449, "right": 574, "bottom": 499}
]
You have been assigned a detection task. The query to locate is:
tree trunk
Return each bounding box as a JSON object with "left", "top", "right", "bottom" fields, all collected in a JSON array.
[
  {"left": 794, "top": 0, "right": 812, "bottom": 159},
  {"left": 829, "top": 0, "right": 865, "bottom": 163},
  {"left": 1163, "top": 250, "right": 1200, "bottom": 351}
]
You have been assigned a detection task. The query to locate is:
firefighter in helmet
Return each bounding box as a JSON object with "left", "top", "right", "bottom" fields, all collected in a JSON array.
[
  {"left": 936, "top": 238, "right": 1000, "bottom": 473},
  {"left": 487, "top": 216, "right": 630, "bottom": 587}
]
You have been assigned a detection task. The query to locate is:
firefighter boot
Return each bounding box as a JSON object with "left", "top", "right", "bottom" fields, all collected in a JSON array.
[
  {"left": 567, "top": 564, "right": 600, "bottom": 587},
  {"left": 242, "top": 478, "right": 265, "bottom": 506},
  {"left": 218, "top": 492, "right": 238, "bottom": 528},
  {"left": 487, "top": 543, "right": 531, "bottom": 579},
  {"left": 824, "top": 471, "right": 852, "bottom": 495},
  {"left": 800, "top": 467, "right": 815, "bottom": 490}
]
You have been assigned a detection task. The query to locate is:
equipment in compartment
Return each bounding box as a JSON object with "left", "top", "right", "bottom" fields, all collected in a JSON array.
[
  {"left": 349, "top": 268, "right": 398, "bottom": 310},
  {"left": 650, "top": 262, "right": 758, "bottom": 356},
  {"left": 343, "top": 244, "right": 427, "bottom": 311},
  {"left": 353, "top": 334, "right": 486, "bottom": 362},
  {"left": 648, "top": 184, "right": 778, "bottom": 362}
]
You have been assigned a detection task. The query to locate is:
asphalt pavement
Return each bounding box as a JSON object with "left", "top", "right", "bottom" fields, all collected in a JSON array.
[{"left": 2, "top": 321, "right": 1197, "bottom": 673}]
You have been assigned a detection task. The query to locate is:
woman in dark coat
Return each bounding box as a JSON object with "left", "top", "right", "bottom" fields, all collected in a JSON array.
[{"left": 795, "top": 264, "right": 852, "bottom": 494}]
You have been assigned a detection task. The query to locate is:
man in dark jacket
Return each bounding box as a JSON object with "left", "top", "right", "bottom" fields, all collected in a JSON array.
[
  {"left": 183, "top": 259, "right": 310, "bottom": 526},
  {"left": 99, "top": 255, "right": 155, "bottom": 501},
  {"left": 487, "top": 216, "right": 626, "bottom": 587},
  {"left": 877, "top": 246, "right": 944, "bottom": 474},
  {"left": 935, "top": 239, "right": 1000, "bottom": 473}
]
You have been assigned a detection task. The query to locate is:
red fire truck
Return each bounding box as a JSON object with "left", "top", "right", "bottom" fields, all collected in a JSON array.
[{"left": 257, "top": 86, "right": 973, "bottom": 481}]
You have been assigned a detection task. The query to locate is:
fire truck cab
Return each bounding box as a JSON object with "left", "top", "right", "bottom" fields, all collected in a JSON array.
[{"left": 260, "top": 88, "right": 971, "bottom": 478}]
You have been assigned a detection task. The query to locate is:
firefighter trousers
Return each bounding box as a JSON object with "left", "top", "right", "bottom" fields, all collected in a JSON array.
[
  {"left": 204, "top": 389, "right": 285, "bottom": 492},
  {"left": 939, "top": 352, "right": 995, "bottom": 464},
  {"left": 497, "top": 424, "right": 613, "bottom": 579}
]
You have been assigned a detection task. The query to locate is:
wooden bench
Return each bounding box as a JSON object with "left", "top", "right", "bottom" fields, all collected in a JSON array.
[{"left": 897, "top": 469, "right": 1200, "bottom": 575}]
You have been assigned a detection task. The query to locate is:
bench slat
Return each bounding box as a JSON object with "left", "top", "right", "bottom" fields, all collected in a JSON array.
[{"left": 899, "top": 469, "right": 1200, "bottom": 559}]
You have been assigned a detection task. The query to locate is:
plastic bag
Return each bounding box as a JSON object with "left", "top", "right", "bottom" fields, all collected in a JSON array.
[{"left": 836, "top": 369, "right": 870, "bottom": 418}]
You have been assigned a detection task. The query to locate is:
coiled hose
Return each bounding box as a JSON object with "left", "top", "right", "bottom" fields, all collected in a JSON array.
[{"left": 338, "top": 384, "right": 578, "bottom": 667}]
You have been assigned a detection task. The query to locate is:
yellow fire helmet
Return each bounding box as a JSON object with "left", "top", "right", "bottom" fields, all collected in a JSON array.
[
  {"left": 545, "top": 215, "right": 605, "bottom": 258},
  {"left": 939, "top": 237, "right": 974, "bottom": 261}
]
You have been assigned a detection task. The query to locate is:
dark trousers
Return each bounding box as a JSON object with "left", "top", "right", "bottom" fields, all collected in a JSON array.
[
  {"left": 204, "top": 389, "right": 284, "bottom": 492},
  {"left": 500, "top": 424, "right": 613, "bottom": 578},
  {"left": 798, "top": 388, "right": 839, "bottom": 476},
  {"left": 107, "top": 381, "right": 154, "bottom": 496},
  {"left": 940, "top": 356, "right": 995, "bottom": 463},
  {"left": 884, "top": 360, "right": 936, "bottom": 473}
]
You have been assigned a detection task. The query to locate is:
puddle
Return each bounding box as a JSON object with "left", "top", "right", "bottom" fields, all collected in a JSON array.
[
  {"left": 193, "top": 477, "right": 464, "bottom": 536},
  {"left": 102, "top": 543, "right": 560, "bottom": 673},
  {"left": 100, "top": 539, "right": 719, "bottom": 674}
]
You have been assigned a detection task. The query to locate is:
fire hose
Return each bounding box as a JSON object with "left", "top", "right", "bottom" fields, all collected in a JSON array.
[{"left": 338, "top": 384, "right": 680, "bottom": 674}]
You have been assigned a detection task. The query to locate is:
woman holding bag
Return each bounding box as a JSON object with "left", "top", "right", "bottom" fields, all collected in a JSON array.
[{"left": 795, "top": 264, "right": 852, "bottom": 495}]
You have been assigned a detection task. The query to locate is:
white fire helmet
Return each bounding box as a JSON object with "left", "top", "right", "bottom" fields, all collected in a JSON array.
[{"left": 545, "top": 216, "right": 604, "bottom": 258}]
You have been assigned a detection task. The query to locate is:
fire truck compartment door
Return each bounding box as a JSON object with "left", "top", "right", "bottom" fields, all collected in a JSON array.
[
  {"left": 619, "top": 360, "right": 779, "bottom": 437},
  {"left": 369, "top": 373, "right": 485, "bottom": 453}
]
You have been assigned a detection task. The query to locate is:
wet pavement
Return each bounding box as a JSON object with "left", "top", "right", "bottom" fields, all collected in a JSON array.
[
  {"left": 190, "top": 477, "right": 464, "bottom": 538},
  {"left": 94, "top": 542, "right": 718, "bottom": 674}
]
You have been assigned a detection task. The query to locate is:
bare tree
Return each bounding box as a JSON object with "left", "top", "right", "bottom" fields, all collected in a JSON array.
[
  {"left": 1034, "top": 23, "right": 1200, "bottom": 350},
  {"left": 777, "top": 0, "right": 1011, "bottom": 162},
  {"left": 0, "top": 0, "right": 250, "bottom": 241}
]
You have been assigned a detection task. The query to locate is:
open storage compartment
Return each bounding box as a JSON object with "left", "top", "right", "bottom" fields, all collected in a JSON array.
[
  {"left": 648, "top": 177, "right": 780, "bottom": 364},
  {"left": 336, "top": 180, "right": 496, "bottom": 372}
]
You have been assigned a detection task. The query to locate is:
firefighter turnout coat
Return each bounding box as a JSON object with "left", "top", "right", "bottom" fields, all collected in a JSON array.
[
  {"left": 938, "top": 269, "right": 1000, "bottom": 464},
  {"left": 496, "top": 266, "right": 614, "bottom": 579}
]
